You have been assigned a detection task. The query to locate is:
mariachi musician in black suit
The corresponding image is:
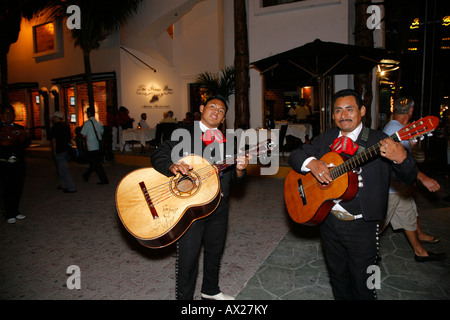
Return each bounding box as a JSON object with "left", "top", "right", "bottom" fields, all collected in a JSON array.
[
  {"left": 151, "top": 96, "right": 249, "bottom": 300},
  {"left": 288, "top": 89, "right": 418, "bottom": 299}
]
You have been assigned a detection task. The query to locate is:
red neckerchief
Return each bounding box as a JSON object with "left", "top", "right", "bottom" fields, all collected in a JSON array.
[
  {"left": 201, "top": 129, "right": 226, "bottom": 145},
  {"left": 329, "top": 135, "right": 359, "bottom": 155}
]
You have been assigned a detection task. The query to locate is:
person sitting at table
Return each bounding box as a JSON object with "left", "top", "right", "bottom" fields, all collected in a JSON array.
[
  {"left": 118, "top": 106, "right": 135, "bottom": 129},
  {"left": 160, "top": 110, "right": 177, "bottom": 123},
  {"left": 183, "top": 112, "right": 194, "bottom": 125},
  {"left": 293, "top": 99, "right": 311, "bottom": 123},
  {"left": 138, "top": 113, "right": 150, "bottom": 129},
  {"left": 118, "top": 106, "right": 134, "bottom": 152}
]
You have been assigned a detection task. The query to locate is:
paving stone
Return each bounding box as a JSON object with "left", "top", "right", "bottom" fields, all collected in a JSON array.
[{"left": 1, "top": 155, "right": 449, "bottom": 301}]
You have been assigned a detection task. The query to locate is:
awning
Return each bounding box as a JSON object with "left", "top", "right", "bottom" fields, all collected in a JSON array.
[
  {"left": 51, "top": 72, "right": 116, "bottom": 85},
  {"left": 252, "top": 39, "right": 392, "bottom": 131},
  {"left": 251, "top": 39, "right": 390, "bottom": 84}
]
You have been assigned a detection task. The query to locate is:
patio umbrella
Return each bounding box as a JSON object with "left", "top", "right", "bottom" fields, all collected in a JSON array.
[{"left": 252, "top": 39, "right": 391, "bottom": 131}]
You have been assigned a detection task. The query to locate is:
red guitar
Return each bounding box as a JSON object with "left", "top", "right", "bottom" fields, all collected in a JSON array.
[{"left": 284, "top": 116, "right": 439, "bottom": 226}]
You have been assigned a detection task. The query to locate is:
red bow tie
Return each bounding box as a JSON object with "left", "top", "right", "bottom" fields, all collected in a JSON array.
[
  {"left": 202, "top": 129, "right": 226, "bottom": 145},
  {"left": 330, "top": 136, "right": 359, "bottom": 155}
]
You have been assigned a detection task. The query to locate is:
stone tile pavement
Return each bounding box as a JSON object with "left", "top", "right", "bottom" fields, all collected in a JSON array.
[
  {"left": 1, "top": 154, "right": 449, "bottom": 301},
  {"left": 0, "top": 156, "right": 290, "bottom": 300}
]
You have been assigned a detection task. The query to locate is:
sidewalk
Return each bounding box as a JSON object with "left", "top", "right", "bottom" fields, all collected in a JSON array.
[{"left": 0, "top": 153, "right": 449, "bottom": 300}]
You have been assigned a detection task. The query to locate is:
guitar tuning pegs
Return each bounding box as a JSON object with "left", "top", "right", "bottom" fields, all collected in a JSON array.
[
  {"left": 412, "top": 138, "right": 418, "bottom": 143},
  {"left": 427, "top": 133, "right": 433, "bottom": 137},
  {"left": 420, "top": 135, "right": 425, "bottom": 141}
]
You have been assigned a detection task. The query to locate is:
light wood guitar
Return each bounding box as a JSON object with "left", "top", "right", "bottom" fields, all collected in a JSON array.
[
  {"left": 284, "top": 116, "right": 439, "bottom": 226},
  {"left": 116, "top": 140, "right": 276, "bottom": 248}
]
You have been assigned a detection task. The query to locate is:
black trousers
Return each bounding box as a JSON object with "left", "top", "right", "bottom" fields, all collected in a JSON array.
[
  {"left": 320, "top": 213, "right": 379, "bottom": 300},
  {"left": 84, "top": 150, "right": 108, "bottom": 183},
  {"left": 176, "top": 201, "right": 229, "bottom": 300},
  {"left": 0, "top": 161, "right": 26, "bottom": 219}
]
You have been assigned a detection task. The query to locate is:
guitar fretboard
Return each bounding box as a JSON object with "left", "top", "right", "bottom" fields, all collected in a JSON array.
[
  {"left": 214, "top": 140, "right": 275, "bottom": 173},
  {"left": 329, "top": 133, "right": 399, "bottom": 180}
]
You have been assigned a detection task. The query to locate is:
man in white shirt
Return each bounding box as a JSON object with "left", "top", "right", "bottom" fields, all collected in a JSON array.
[
  {"left": 151, "top": 96, "right": 249, "bottom": 300},
  {"left": 288, "top": 89, "right": 418, "bottom": 299},
  {"left": 138, "top": 113, "right": 150, "bottom": 129},
  {"left": 81, "top": 107, "right": 109, "bottom": 185}
]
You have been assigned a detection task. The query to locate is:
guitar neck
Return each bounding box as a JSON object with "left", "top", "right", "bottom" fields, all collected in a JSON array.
[
  {"left": 214, "top": 148, "right": 256, "bottom": 173},
  {"left": 213, "top": 140, "right": 275, "bottom": 173},
  {"left": 214, "top": 156, "right": 238, "bottom": 173},
  {"left": 330, "top": 132, "right": 399, "bottom": 180}
]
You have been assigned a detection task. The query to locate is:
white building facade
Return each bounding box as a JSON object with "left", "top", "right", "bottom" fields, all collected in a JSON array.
[{"left": 7, "top": 0, "right": 383, "bottom": 141}]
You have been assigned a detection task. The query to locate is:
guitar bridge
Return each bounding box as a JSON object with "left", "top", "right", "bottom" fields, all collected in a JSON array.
[
  {"left": 297, "top": 178, "right": 307, "bottom": 206},
  {"left": 139, "top": 181, "right": 159, "bottom": 219}
]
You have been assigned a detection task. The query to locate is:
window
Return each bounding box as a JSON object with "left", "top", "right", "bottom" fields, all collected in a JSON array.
[
  {"left": 254, "top": 0, "right": 341, "bottom": 16},
  {"left": 262, "top": 0, "right": 304, "bottom": 7},
  {"left": 34, "top": 21, "right": 56, "bottom": 53},
  {"left": 32, "top": 19, "right": 63, "bottom": 60}
]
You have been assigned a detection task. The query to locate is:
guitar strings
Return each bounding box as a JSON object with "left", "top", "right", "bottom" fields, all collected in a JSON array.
[
  {"left": 146, "top": 165, "right": 218, "bottom": 206},
  {"left": 298, "top": 142, "right": 383, "bottom": 197},
  {"left": 144, "top": 164, "right": 220, "bottom": 206},
  {"left": 144, "top": 154, "right": 250, "bottom": 207},
  {"left": 145, "top": 143, "right": 267, "bottom": 195},
  {"left": 140, "top": 143, "right": 272, "bottom": 207}
]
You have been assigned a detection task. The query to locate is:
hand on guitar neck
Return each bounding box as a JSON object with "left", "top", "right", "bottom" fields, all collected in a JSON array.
[
  {"left": 169, "top": 154, "right": 250, "bottom": 177},
  {"left": 379, "top": 138, "right": 407, "bottom": 164},
  {"left": 307, "top": 137, "right": 407, "bottom": 185}
]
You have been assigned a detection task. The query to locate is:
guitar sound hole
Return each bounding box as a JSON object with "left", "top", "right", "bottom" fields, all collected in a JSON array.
[
  {"left": 170, "top": 172, "right": 201, "bottom": 198},
  {"left": 177, "top": 176, "right": 195, "bottom": 192}
]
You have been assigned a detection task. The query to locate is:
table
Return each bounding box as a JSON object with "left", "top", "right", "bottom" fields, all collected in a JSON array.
[
  {"left": 275, "top": 122, "right": 313, "bottom": 144},
  {"left": 122, "top": 128, "right": 156, "bottom": 149}
]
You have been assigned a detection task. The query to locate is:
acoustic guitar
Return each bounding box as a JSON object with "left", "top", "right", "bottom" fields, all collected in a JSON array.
[
  {"left": 284, "top": 116, "right": 439, "bottom": 226},
  {"left": 116, "top": 140, "right": 276, "bottom": 248}
]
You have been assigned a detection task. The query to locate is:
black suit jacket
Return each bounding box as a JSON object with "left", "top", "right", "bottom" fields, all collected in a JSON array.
[
  {"left": 150, "top": 123, "right": 246, "bottom": 203},
  {"left": 288, "top": 126, "right": 418, "bottom": 221}
]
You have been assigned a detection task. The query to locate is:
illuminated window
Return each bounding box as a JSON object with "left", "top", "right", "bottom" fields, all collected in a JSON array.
[
  {"left": 32, "top": 20, "right": 63, "bottom": 60},
  {"left": 33, "top": 22, "right": 55, "bottom": 53}
]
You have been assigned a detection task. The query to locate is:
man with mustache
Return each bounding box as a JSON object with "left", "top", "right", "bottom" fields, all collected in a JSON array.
[{"left": 288, "top": 89, "right": 418, "bottom": 299}]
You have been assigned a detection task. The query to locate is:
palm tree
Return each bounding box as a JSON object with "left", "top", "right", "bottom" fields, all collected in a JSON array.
[
  {"left": 0, "top": 0, "right": 57, "bottom": 105},
  {"left": 67, "top": 0, "right": 143, "bottom": 109},
  {"left": 195, "top": 66, "right": 235, "bottom": 101},
  {"left": 354, "top": 1, "right": 375, "bottom": 127},
  {"left": 195, "top": 66, "right": 235, "bottom": 131},
  {"left": 1, "top": 0, "right": 143, "bottom": 111},
  {"left": 0, "top": 1, "right": 20, "bottom": 105},
  {"left": 233, "top": 0, "right": 250, "bottom": 129}
]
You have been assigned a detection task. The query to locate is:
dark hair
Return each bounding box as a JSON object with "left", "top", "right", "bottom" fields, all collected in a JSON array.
[
  {"left": 86, "top": 107, "right": 95, "bottom": 116},
  {"left": 205, "top": 95, "right": 228, "bottom": 113},
  {"left": 0, "top": 104, "right": 15, "bottom": 118},
  {"left": 332, "top": 89, "right": 364, "bottom": 110}
]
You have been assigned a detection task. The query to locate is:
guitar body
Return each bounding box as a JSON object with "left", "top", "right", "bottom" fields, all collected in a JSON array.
[
  {"left": 284, "top": 152, "right": 358, "bottom": 226},
  {"left": 284, "top": 116, "right": 439, "bottom": 226},
  {"left": 116, "top": 155, "right": 221, "bottom": 248}
]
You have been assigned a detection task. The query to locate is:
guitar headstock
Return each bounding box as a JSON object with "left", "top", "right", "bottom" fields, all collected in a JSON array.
[
  {"left": 246, "top": 139, "right": 278, "bottom": 157},
  {"left": 396, "top": 116, "right": 439, "bottom": 142}
]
